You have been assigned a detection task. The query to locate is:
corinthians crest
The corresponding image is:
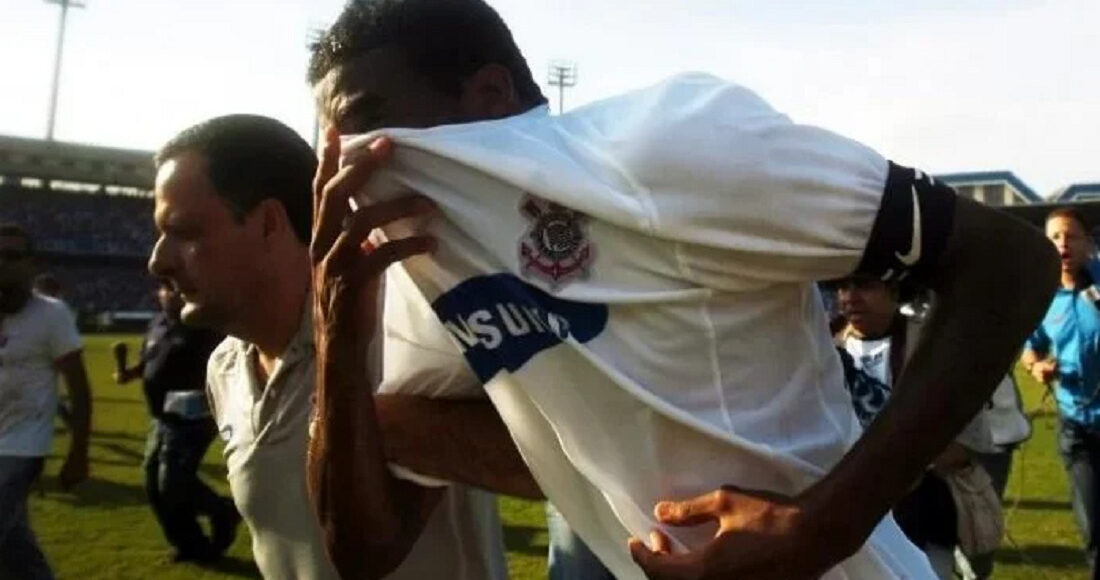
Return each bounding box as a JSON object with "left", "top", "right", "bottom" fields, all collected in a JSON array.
[{"left": 518, "top": 194, "right": 594, "bottom": 288}]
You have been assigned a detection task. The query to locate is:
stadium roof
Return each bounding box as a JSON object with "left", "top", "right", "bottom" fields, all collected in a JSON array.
[
  {"left": 936, "top": 170, "right": 1042, "bottom": 203},
  {"left": 0, "top": 135, "right": 154, "bottom": 190},
  {"left": 1049, "top": 182, "right": 1100, "bottom": 202}
]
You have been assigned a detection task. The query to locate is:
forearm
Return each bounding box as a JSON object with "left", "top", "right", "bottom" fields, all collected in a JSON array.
[
  {"left": 377, "top": 394, "right": 544, "bottom": 499},
  {"left": 307, "top": 331, "right": 440, "bottom": 579},
  {"left": 805, "top": 205, "right": 1058, "bottom": 551},
  {"left": 67, "top": 379, "right": 91, "bottom": 455}
]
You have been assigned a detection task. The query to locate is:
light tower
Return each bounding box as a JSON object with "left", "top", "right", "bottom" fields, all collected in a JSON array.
[
  {"left": 44, "top": 0, "right": 86, "bottom": 141},
  {"left": 547, "top": 60, "right": 577, "bottom": 115}
]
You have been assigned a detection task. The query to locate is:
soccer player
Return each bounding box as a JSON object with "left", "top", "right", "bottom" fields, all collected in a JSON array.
[
  {"left": 0, "top": 223, "right": 91, "bottom": 580},
  {"left": 1021, "top": 207, "right": 1100, "bottom": 577},
  {"left": 305, "top": 1, "right": 1058, "bottom": 578},
  {"left": 146, "top": 114, "right": 507, "bottom": 580}
]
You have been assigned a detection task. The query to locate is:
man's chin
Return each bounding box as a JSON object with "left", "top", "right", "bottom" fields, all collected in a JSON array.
[{"left": 179, "top": 303, "right": 221, "bottom": 329}]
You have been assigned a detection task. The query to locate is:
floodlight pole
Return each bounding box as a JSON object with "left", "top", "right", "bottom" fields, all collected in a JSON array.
[
  {"left": 547, "top": 61, "right": 578, "bottom": 115},
  {"left": 44, "top": 0, "right": 85, "bottom": 141}
]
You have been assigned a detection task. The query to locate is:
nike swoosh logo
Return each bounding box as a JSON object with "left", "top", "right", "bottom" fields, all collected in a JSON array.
[{"left": 895, "top": 185, "right": 921, "bottom": 266}]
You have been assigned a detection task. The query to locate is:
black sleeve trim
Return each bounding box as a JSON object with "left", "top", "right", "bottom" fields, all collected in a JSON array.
[{"left": 854, "top": 161, "right": 957, "bottom": 283}]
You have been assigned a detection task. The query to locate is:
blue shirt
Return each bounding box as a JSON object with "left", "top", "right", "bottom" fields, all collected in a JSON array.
[{"left": 1027, "top": 261, "right": 1100, "bottom": 426}]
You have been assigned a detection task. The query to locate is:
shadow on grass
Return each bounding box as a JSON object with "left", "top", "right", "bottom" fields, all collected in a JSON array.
[
  {"left": 503, "top": 524, "right": 548, "bottom": 557},
  {"left": 197, "top": 555, "right": 262, "bottom": 579},
  {"left": 39, "top": 474, "right": 148, "bottom": 508},
  {"left": 94, "top": 396, "right": 147, "bottom": 406},
  {"left": 1012, "top": 498, "right": 1072, "bottom": 511},
  {"left": 996, "top": 543, "right": 1090, "bottom": 570},
  {"left": 91, "top": 429, "right": 148, "bottom": 442}
]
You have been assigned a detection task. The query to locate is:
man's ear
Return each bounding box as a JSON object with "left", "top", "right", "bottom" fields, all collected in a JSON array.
[
  {"left": 459, "top": 63, "right": 520, "bottom": 119},
  {"left": 256, "top": 198, "right": 290, "bottom": 248}
]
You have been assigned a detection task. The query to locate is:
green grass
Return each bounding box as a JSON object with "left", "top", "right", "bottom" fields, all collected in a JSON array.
[{"left": 28, "top": 335, "right": 1090, "bottom": 578}]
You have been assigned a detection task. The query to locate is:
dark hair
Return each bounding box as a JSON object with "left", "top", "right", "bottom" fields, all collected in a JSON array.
[
  {"left": 1047, "top": 206, "right": 1091, "bottom": 233},
  {"left": 0, "top": 223, "right": 33, "bottom": 255},
  {"left": 33, "top": 273, "right": 61, "bottom": 296},
  {"left": 155, "top": 115, "right": 316, "bottom": 244},
  {"left": 308, "top": 0, "right": 546, "bottom": 108}
]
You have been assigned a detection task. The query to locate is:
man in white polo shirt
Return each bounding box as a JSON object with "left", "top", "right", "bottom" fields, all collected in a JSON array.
[
  {"left": 147, "top": 114, "right": 507, "bottom": 580},
  {"left": 304, "top": 1, "right": 1059, "bottom": 579}
]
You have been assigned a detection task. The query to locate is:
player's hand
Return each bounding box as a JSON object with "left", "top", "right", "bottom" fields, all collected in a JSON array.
[
  {"left": 1030, "top": 359, "right": 1058, "bottom": 385},
  {"left": 310, "top": 128, "right": 436, "bottom": 347},
  {"left": 58, "top": 451, "right": 89, "bottom": 491},
  {"left": 629, "top": 486, "right": 852, "bottom": 580}
]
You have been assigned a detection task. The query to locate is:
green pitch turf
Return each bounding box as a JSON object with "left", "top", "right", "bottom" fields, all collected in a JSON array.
[{"left": 26, "top": 335, "right": 1089, "bottom": 578}]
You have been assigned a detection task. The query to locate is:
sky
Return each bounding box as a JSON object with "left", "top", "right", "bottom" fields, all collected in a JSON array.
[{"left": 1, "top": 0, "right": 1097, "bottom": 196}]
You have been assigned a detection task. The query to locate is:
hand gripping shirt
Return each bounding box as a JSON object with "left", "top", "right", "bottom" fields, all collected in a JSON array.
[{"left": 348, "top": 73, "right": 957, "bottom": 579}]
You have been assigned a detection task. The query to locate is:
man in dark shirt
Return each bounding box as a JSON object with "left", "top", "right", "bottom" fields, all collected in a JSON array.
[{"left": 114, "top": 280, "right": 239, "bottom": 562}]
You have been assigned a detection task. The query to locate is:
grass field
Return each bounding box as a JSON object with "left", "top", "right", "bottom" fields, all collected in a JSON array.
[{"left": 26, "top": 335, "right": 1089, "bottom": 579}]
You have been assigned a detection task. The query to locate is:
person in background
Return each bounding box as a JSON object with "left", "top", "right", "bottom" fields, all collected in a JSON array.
[
  {"left": 1022, "top": 207, "right": 1100, "bottom": 579},
  {"left": 32, "top": 273, "right": 76, "bottom": 429},
  {"left": 834, "top": 274, "right": 1000, "bottom": 579},
  {"left": 113, "top": 279, "right": 239, "bottom": 563},
  {"left": 0, "top": 223, "right": 91, "bottom": 580}
]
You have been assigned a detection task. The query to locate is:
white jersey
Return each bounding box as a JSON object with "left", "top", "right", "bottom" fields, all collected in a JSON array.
[
  {"left": 347, "top": 73, "right": 960, "bottom": 579},
  {"left": 0, "top": 294, "right": 82, "bottom": 457},
  {"left": 206, "top": 302, "right": 507, "bottom": 580}
]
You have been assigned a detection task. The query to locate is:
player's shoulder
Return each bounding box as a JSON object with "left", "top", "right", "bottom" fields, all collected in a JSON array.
[{"left": 27, "top": 294, "right": 75, "bottom": 324}]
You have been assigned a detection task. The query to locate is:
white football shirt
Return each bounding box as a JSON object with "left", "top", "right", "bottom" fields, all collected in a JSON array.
[
  {"left": 0, "top": 294, "right": 82, "bottom": 457},
  {"left": 346, "top": 73, "right": 959, "bottom": 579}
]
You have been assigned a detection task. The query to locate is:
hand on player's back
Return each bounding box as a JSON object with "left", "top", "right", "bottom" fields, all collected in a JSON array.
[
  {"left": 1030, "top": 359, "right": 1058, "bottom": 385},
  {"left": 630, "top": 485, "right": 853, "bottom": 580},
  {"left": 309, "top": 128, "right": 436, "bottom": 347}
]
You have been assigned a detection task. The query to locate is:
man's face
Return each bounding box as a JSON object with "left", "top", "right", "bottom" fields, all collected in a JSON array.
[
  {"left": 0, "top": 234, "right": 33, "bottom": 292},
  {"left": 1046, "top": 216, "right": 1092, "bottom": 274},
  {"left": 315, "top": 47, "right": 477, "bottom": 135},
  {"left": 148, "top": 152, "right": 264, "bottom": 330},
  {"left": 836, "top": 277, "right": 897, "bottom": 336}
]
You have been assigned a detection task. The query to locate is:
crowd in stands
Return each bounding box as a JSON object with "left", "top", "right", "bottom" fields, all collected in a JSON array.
[
  {"left": 40, "top": 264, "right": 157, "bottom": 314},
  {"left": 0, "top": 183, "right": 154, "bottom": 257},
  {"left": 1, "top": 184, "right": 157, "bottom": 315}
]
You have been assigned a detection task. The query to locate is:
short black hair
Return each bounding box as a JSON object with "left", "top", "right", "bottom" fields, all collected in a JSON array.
[
  {"left": 155, "top": 115, "right": 316, "bottom": 244},
  {"left": 0, "top": 223, "right": 33, "bottom": 255},
  {"left": 308, "top": 0, "right": 546, "bottom": 108},
  {"left": 1047, "top": 206, "right": 1091, "bottom": 233}
]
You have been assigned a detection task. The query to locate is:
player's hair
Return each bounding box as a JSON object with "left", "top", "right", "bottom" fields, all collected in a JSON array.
[
  {"left": 1046, "top": 206, "right": 1091, "bottom": 233},
  {"left": 0, "top": 223, "right": 33, "bottom": 255},
  {"left": 307, "top": 0, "right": 546, "bottom": 108},
  {"left": 33, "top": 273, "right": 61, "bottom": 296},
  {"left": 154, "top": 115, "right": 316, "bottom": 244}
]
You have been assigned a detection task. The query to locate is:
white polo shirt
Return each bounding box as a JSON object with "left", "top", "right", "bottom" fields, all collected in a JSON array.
[
  {"left": 206, "top": 301, "right": 507, "bottom": 580},
  {"left": 0, "top": 294, "right": 82, "bottom": 457},
  {"left": 344, "top": 73, "right": 961, "bottom": 579}
]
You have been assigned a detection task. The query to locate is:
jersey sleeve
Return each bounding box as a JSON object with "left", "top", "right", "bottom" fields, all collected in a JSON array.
[{"left": 623, "top": 74, "right": 956, "bottom": 288}]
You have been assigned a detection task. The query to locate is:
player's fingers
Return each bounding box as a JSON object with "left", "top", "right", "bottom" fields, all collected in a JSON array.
[
  {"left": 311, "top": 138, "right": 394, "bottom": 263},
  {"left": 359, "top": 236, "right": 437, "bottom": 273},
  {"left": 312, "top": 127, "right": 339, "bottom": 219},
  {"left": 654, "top": 489, "right": 728, "bottom": 527},
  {"left": 628, "top": 537, "right": 702, "bottom": 580},
  {"left": 650, "top": 528, "right": 672, "bottom": 554},
  {"left": 341, "top": 195, "right": 437, "bottom": 247}
]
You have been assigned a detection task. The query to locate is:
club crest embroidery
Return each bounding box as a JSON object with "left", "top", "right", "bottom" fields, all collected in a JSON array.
[{"left": 518, "top": 194, "right": 594, "bottom": 288}]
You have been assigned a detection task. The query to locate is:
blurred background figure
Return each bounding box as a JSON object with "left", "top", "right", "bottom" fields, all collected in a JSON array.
[
  {"left": 1022, "top": 207, "right": 1100, "bottom": 579},
  {"left": 113, "top": 279, "right": 238, "bottom": 563},
  {"left": 832, "top": 274, "right": 1003, "bottom": 580},
  {"left": 0, "top": 223, "right": 91, "bottom": 580}
]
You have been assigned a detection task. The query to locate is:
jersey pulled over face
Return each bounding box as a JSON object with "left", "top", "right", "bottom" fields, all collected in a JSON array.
[{"left": 349, "top": 73, "right": 955, "bottom": 580}]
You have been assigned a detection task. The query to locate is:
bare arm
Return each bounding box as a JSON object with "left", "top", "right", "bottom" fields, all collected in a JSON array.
[
  {"left": 376, "top": 394, "right": 543, "bottom": 499},
  {"left": 56, "top": 350, "right": 92, "bottom": 489},
  {"left": 305, "top": 132, "right": 538, "bottom": 579},
  {"left": 632, "top": 197, "right": 1058, "bottom": 579},
  {"left": 803, "top": 197, "right": 1058, "bottom": 556}
]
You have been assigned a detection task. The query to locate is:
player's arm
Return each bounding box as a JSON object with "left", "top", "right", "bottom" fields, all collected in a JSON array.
[
  {"left": 306, "top": 131, "right": 537, "bottom": 580},
  {"left": 55, "top": 349, "right": 92, "bottom": 489},
  {"left": 632, "top": 167, "right": 1058, "bottom": 579}
]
